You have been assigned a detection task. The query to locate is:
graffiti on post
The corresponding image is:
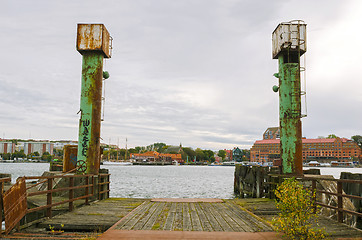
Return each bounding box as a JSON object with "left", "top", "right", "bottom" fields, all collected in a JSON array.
[{"left": 81, "top": 119, "right": 90, "bottom": 157}]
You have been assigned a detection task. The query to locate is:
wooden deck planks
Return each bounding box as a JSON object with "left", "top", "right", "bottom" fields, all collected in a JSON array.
[
  {"left": 113, "top": 200, "right": 273, "bottom": 232},
  {"left": 224, "top": 202, "right": 272, "bottom": 232},
  {"left": 173, "top": 201, "right": 183, "bottom": 230},
  {"left": 189, "top": 202, "right": 203, "bottom": 231},
  {"left": 142, "top": 202, "right": 165, "bottom": 230},
  {"left": 163, "top": 202, "right": 176, "bottom": 230},
  {"left": 194, "top": 202, "right": 213, "bottom": 231},
  {"left": 115, "top": 201, "right": 153, "bottom": 230},
  {"left": 212, "top": 203, "right": 246, "bottom": 232},
  {"left": 182, "top": 203, "right": 192, "bottom": 231}
]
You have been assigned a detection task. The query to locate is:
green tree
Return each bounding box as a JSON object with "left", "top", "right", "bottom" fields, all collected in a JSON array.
[
  {"left": 53, "top": 149, "right": 64, "bottom": 157},
  {"left": 195, "top": 148, "right": 205, "bottom": 162},
  {"left": 241, "top": 149, "right": 250, "bottom": 161},
  {"left": 203, "top": 150, "right": 215, "bottom": 162},
  {"left": 217, "top": 150, "right": 226, "bottom": 160},
  {"left": 327, "top": 134, "right": 338, "bottom": 139},
  {"left": 41, "top": 152, "right": 52, "bottom": 162},
  {"left": 182, "top": 147, "right": 196, "bottom": 162},
  {"left": 351, "top": 135, "right": 362, "bottom": 149}
]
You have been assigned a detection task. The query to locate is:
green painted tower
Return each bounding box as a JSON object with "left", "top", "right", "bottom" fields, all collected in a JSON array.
[
  {"left": 76, "top": 24, "right": 112, "bottom": 174},
  {"left": 272, "top": 20, "right": 306, "bottom": 175}
]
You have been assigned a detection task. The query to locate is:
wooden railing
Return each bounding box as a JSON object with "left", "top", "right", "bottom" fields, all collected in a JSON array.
[
  {"left": 0, "top": 177, "right": 12, "bottom": 236},
  {"left": 24, "top": 173, "right": 110, "bottom": 217},
  {"left": 268, "top": 174, "right": 362, "bottom": 224},
  {"left": 0, "top": 173, "right": 110, "bottom": 235}
]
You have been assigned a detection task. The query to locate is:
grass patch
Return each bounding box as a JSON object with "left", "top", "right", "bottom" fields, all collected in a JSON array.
[
  {"left": 87, "top": 213, "right": 104, "bottom": 216},
  {"left": 151, "top": 223, "right": 161, "bottom": 230}
]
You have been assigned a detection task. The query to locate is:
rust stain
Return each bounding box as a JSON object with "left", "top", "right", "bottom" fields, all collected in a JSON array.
[{"left": 2, "top": 177, "right": 27, "bottom": 234}]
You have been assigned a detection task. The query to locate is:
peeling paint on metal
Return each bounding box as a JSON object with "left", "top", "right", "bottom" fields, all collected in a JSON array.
[
  {"left": 278, "top": 55, "right": 303, "bottom": 175},
  {"left": 77, "top": 52, "right": 103, "bottom": 175}
]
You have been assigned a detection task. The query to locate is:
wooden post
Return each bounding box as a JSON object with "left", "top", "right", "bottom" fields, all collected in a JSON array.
[
  {"left": 69, "top": 177, "right": 74, "bottom": 211},
  {"left": 92, "top": 176, "right": 95, "bottom": 196},
  {"left": 312, "top": 179, "right": 317, "bottom": 214},
  {"left": 337, "top": 181, "right": 343, "bottom": 223},
  {"left": 46, "top": 178, "right": 53, "bottom": 218},
  {"left": 98, "top": 174, "right": 101, "bottom": 200},
  {"left": 107, "top": 175, "right": 110, "bottom": 199},
  {"left": 85, "top": 176, "right": 89, "bottom": 205}
]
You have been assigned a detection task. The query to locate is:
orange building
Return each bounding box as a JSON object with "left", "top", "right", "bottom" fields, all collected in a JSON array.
[
  {"left": 130, "top": 151, "right": 183, "bottom": 163},
  {"left": 250, "top": 132, "right": 361, "bottom": 163}
]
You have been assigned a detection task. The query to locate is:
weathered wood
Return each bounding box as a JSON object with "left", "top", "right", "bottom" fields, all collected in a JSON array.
[
  {"left": 189, "top": 202, "right": 203, "bottom": 231},
  {"left": 194, "top": 202, "right": 213, "bottom": 231},
  {"left": 132, "top": 202, "right": 159, "bottom": 230},
  {"left": 198, "top": 202, "right": 223, "bottom": 231},
  {"left": 206, "top": 203, "right": 233, "bottom": 232},
  {"left": 223, "top": 202, "right": 256, "bottom": 232},
  {"left": 182, "top": 203, "right": 192, "bottom": 231},
  {"left": 213, "top": 203, "right": 246, "bottom": 232},
  {"left": 152, "top": 202, "right": 171, "bottom": 230},
  {"left": 142, "top": 202, "right": 165, "bottom": 230},
  {"left": 116, "top": 201, "right": 153, "bottom": 230},
  {"left": 163, "top": 202, "right": 176, "bottom": 230},
  {"left": 173, "top": 201, "right": 183, "bottom": 230}
]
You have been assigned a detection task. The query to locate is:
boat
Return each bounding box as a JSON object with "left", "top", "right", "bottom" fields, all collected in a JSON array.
[
  {"left": 306, "top": 161, "right": 321, "bottom": 167},
  {"left": 330, "top": 161, "right": 355, "bottom": 168},
  {"left": 222, "top": 161, "right": 236, "bottom": 166}
]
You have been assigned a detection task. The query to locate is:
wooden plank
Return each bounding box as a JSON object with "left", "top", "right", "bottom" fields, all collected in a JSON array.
[
  {"left": 207, "top": 203, "right": 235, "bottom": 232},
  {"left": 142, "top": 202, "right": 165, "bottom": 230},
  {"left": 199, "top": 202, "right": 223, "bottom": 231},
  {"left": 173, "top": 203, "right": 183, "bottom": 230},
  {"left": 189, "top": 202, "right": 203, "bottom": 231},
  {"left": 182, "top": 203, "right": 192, "bottom": 231},
  {"left": 213, "top": 203, "right": 247, "bottom": 232},
  {"left": 115, "top": 201, "right": 153, "bottom": 230},
  {"left": 194, "top": 202, "right": 213, "bottom": 231},
  {"left": 3, "top": 177, "right": 27, "bottom": 234},
  {"left": 163, "top": 202, "right": 176, "bottom": 230},
  {"left": 132, "top": 202, "right": 160, "bottom": 230},
  {"left": 224, "top": 202, "right": 272, "bottom": 232},
  {"left": 151, "top": 202, "right": 171, "bottom": 230},
  {"left": 224, "top": 202, "right": 259, "bottom": 232}
]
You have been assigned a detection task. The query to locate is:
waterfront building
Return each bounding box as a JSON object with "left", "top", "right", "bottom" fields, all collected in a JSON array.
[
  {"left": 53, "top": 140, "right": 77, "bottom": 149},
  {"left": 263, "top": 127, "right": 280, "bottom": 140},
  {"left": 232, "top": 147, "right": 243, "bottom": 162},
  {"left": 250, "top": 128, "right": 362, "bottom": 163},
  {"left": 224, "top": 149, "right": 233, "bottom": 161},
  {"left": 0, "top": 142, "right": 16, "bottom": 154},
  {"left": 130, "top": 151, "right": 183, "bottom": 163},
  {"left": 23, "top": 141, "right": 54, "bottom": 156}
]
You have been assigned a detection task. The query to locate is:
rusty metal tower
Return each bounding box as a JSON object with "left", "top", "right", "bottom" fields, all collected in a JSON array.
[
  {"left": 272, "top": 20, "right": 307, "bottom": 175},
  {"left": 76, "top": 24, "right": 112, "bottom": 174}
]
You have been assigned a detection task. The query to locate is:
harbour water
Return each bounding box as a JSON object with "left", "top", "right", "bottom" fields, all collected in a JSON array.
[{"left": 0, "top": 163, "right": 361, "bottom": 199}]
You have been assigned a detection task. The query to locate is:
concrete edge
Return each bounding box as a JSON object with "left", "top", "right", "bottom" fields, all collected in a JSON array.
[{"left": 151, "top": 198, "right": 223, "bottom": 203}]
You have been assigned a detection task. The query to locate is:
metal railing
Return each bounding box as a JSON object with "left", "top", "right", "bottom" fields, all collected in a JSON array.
[{"left": 268, "top": 174, "right": 362, "bottom": 223}]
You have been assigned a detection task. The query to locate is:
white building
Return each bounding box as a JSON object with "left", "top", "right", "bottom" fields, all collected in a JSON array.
[
  {"left": 0, "top": 142, "right": 15, "bottom": 154},
  {"left": 23, "top": 142, "right": 54, "bottom": 155}
]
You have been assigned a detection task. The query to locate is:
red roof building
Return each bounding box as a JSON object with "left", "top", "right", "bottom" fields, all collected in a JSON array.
[
  {"left": 130, "top": 151, "right": 183, "bottom": 163},
  {"left": 250, "top": 134, "right": 361, "bottom": 163}
]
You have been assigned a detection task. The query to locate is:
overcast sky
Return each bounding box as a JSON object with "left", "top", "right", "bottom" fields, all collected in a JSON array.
[{"left": 0, "top": 0, "right": 361, "bottom": 150}]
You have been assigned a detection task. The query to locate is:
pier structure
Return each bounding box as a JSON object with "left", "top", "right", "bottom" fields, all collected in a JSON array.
[
  {"left": 76, "top": 24, "right": 112, "bottom": 174},
  {"left": 272, "top": 20, "right": 306, "bottom": 175}
]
